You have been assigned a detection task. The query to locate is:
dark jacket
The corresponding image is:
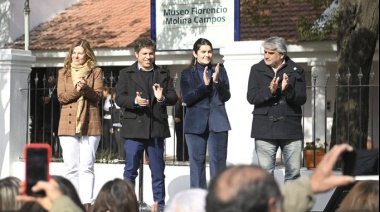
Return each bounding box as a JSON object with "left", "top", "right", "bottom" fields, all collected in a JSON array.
[
  {"left": 180, "top": 65, "right": 231, "bottom": 134},
  {"left": 247, "top": 57, "right": 306, "bottom": 140},
  {"left": 115, "top": 62, "right": 177, "bottom": 139}
]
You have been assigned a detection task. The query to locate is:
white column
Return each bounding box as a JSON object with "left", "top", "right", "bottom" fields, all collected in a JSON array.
[
  {"left": 0, "top": 49, "right": 35, "bottom": 177},
  {"left": 220, "top": 41, "right": 264, "bottom": 165},
  {"left": 308, "top": 60, "right": 328, "bottom": 148}
]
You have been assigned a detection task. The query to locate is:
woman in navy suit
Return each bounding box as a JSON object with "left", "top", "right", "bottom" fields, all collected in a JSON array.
[{"left": 180, "top": 38, "right": 231, "bottom": 188}]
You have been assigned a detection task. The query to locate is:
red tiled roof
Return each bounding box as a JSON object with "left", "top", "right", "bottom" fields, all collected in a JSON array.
[
  {"left": 7, "top": 0, "right": 330, "bottom": 50},
  {"left": 9, "top": 0, "right": 151, "bottom": 50},
  {"left": 240, "top": 0, "right": 328, "bottom": 43}
]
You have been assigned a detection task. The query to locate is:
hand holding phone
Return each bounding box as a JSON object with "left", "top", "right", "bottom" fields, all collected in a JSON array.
[
  {"left": 24, "top": 143, "right": 51, "bottom": 197},
  {"left": 342, "top": 150, "right": 357, "bottom": 176}
]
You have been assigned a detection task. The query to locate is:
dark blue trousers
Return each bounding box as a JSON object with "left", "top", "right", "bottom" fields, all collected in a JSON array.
[
  {"left": 123, "top": 138, "right": 165, "bottom": 208},
  {"left": 185, "top": 131, "right": 228, "bottom": 189}
]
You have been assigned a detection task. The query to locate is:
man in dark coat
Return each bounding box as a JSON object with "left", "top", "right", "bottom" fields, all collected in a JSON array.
[
  {"left": 247, "top": 36, "right": 307, "bottom": 181},
  {"left": 115, "top": 37, "right": 178, "bottom": 211}
]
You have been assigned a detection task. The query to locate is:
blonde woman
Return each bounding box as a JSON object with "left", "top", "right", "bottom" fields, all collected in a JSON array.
[
  {"left": 0, "top": 176, "right": 22, "bottom": 211},
  {"left": 57, "top": 39, "right": 102, "bottom": 210}
]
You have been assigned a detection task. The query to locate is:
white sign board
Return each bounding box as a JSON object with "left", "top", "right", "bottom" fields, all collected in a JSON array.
[{"left": 153, "top": 0, "right": 236, "bottom": 50}]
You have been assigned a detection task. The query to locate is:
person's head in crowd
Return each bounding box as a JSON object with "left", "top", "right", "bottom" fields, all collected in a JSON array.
[
  {"left": 51, "top": 175, "right": 85, "bottom": 211},
  {"left": 337, "top": 180, "right": 379, "bottom": 212},
  {"left": 91, "top": 178, "right": 138, "bottom": 212},
  {"left": 206, "top": 144, "right": 356, "bottom": 212},
  {"left": 18, "top": 202, "right": 47, "bottom": 212},
  {"left": 206, "top": 165, "right": 283, "bottom": 212},
  {"left": 165, "top": 188, "right": 207, "bottom": 212},
  {"left": 18, "top": 175, "right": 85, "bottom": 212},
  {"left": 103, "top": 86, "right": 112, "bottom": 97},
  {"left": 0, "top": 176, "right": 23, "bottom": 211},
  {"left": 47, "top": 74, "right": 57, "bottom": 86}
]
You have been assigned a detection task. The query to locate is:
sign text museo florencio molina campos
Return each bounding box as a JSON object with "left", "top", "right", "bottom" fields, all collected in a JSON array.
[{"left": 154, "top": 0, "right": 235, "bottom": 50}]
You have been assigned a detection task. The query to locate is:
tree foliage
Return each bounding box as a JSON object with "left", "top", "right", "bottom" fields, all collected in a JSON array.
[{"left": 296, "top": 0, "right": 339, "bottom": 40}]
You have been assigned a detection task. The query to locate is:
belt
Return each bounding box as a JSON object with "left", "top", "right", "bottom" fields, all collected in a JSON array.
[{"left": 269, "top": 116, "right": 284, "bottom": 122}]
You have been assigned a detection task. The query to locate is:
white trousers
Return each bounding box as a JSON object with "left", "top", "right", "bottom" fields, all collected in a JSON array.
[{"left": 59, "top": 135, "right": 100, "bottom": 204}]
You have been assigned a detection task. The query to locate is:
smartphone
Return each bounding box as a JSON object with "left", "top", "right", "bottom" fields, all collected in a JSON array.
[
  {"left": 24, "top": 143, "right": 51, "bottom": 196},
  {"left": 342, "top": 150, "right": 357, "bottom": 176}
]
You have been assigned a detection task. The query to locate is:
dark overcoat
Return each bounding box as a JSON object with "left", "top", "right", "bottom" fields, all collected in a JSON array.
[
  {"left": 115, "top": 62, "right": 178, "bottom": 139},
  {"left": 247, "top": 57, "right": 307, "bottom": 140},
  {"left": 180, "top": 65, "right": 231, "bottom": 134}
]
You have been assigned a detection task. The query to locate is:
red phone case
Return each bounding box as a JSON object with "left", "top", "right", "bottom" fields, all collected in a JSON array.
[{"left": 24, "top": 143, "right": 52, "bottom": 196}]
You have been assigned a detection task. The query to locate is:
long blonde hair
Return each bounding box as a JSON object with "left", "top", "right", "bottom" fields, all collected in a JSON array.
[{"left": 63, "top": 39, "right": 97, "bottom": 75}]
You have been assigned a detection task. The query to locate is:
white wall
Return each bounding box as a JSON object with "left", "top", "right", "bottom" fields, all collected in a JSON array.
[
  {"left": 220, "top": 41, "right": 265, "bottom": 165},
  {"left": 0, "top": 49, "right": 35, "bottom": 177}
]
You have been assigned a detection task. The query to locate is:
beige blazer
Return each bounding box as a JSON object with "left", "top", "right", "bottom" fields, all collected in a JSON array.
[{"left": 57, "top": 67, "right": 103, "bottom": 136}]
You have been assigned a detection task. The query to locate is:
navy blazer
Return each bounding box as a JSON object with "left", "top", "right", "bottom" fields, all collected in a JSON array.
[
  {"left": 180, "top": 65, "right": 231, "bottom": 134},
  {"left": 115, "top": 62, "right": 178, "bottom": 139}
]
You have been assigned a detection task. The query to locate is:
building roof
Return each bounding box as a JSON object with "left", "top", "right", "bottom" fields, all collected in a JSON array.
[
  {"left": 7, "top": 0, "right": 329, "bottom": 50},
  {"left": 8, "top": 0, "right": 151, "bottom": 50},
  {"left": 240, "top": 0, "right": 329, "bottom": 43}
]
